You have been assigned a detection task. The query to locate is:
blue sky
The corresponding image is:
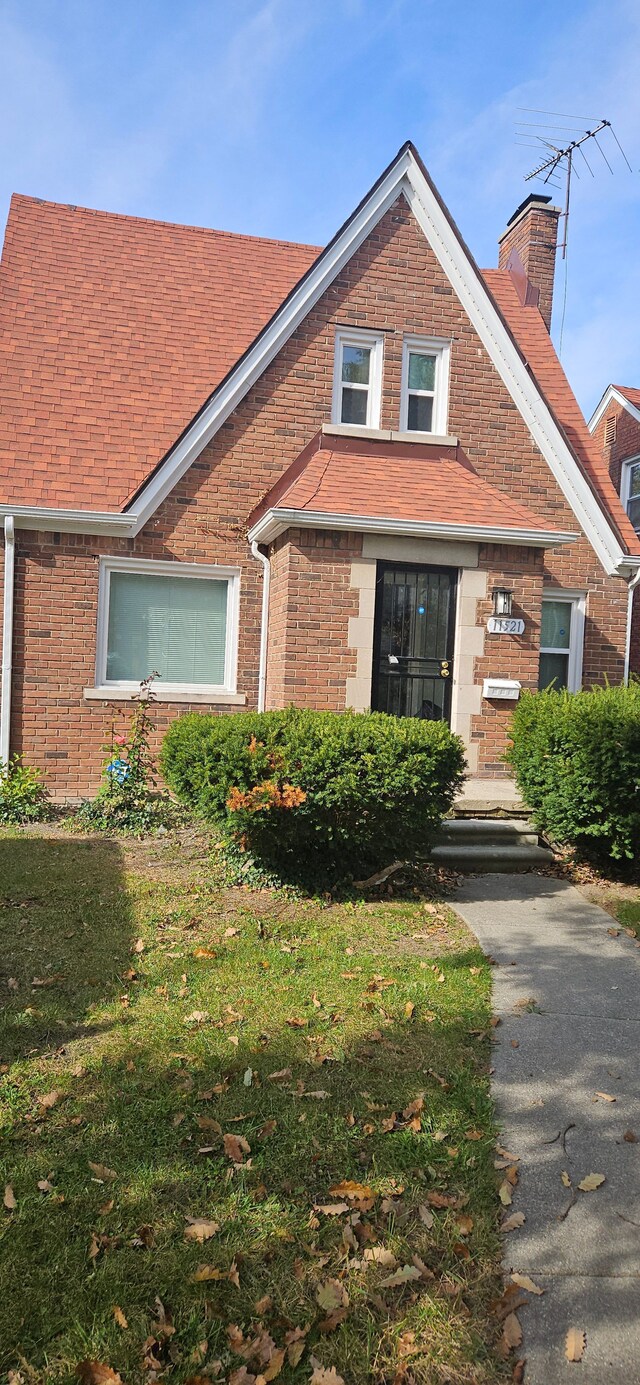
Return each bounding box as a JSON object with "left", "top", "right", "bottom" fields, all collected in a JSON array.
[{"left": 1, "top": 0, "right": 638, "bottom": 415}]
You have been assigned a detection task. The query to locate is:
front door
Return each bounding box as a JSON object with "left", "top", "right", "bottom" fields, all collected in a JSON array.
[{"left": 371, "top": 563, "right": 457, "bottom": 722}]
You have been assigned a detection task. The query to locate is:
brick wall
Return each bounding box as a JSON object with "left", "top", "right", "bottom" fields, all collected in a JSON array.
[
  {"left": 5, "top": 194, "right": 632, "bottom": 793},
  {"left": 471, "top": 545, "right": 544, "bottom": 775},
  {"left": 498, "top": 201, "right": 560, "bottom": 330},
  {"left": 591, "top": 397, "right": 640, "bottom": 676}
]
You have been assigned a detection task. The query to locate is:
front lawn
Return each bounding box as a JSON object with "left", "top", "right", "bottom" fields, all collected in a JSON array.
[{"left": 0, "top": 828, "right": 505, "bottom": 1385}]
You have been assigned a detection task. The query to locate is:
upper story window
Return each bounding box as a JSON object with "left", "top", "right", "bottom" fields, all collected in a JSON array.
[
  {"left": 621, "top": 456, "right": 640, "bottom": 533},
  {"left": 332, "top": 328, "right": 383, "bottom": 428},
  {"left": 400, "top": 336, "right": 451, "bottom": 435}
]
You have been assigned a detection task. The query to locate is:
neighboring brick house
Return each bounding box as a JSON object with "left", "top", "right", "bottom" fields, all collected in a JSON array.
[
  {"left": 589, "top": 385, "right": 640, "bottom": 676},
  {"left": 1, "top": 142, "right": 639, "bottom": 797}
]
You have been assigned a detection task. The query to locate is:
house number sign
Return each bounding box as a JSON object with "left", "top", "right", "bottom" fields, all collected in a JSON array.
[{"left": 487, "top": 616, "right": 525, "bottom": 635}]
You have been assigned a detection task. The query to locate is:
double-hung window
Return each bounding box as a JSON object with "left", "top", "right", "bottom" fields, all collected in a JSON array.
[
  {"left": 96, "top": 557, "right": 240, "bottom": 697},
  {"left": 332, "top": 329, "right": 383, "bottom": 428},
  {"left": 400, "top": 336, "right": 450, "bottom": 435},
  {"left": 538, "top": 591, "right": 585, "bottom": 693},
  {"left": 621, "top": 456, "right": 640, "bottom": 533}
]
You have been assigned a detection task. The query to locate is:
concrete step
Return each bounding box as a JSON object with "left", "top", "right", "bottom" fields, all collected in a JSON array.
[
  {"left": 438, "top": 817, "right": 539, "bottom": 847},
  {"left": 431, "top": 817, "right": 553, "bottom": 872},
  {"left": 431, "top": 842, "right": 553, "bottom": 872}
]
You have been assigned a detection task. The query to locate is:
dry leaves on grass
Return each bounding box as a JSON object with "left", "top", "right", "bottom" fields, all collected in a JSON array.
[
  {"left": 223, "top": 1133, "right": 251, "bottom": 1164},
  {"left": 309, "top": 1367, "right": 345, "bottom": 1385},
  {"left": 316, "top": 1280, "right": 349, "bottom": 1312},
  {"left": 328, "top": 1180, "right": 373, "bottom": 1202},
  {"left": 112, "top": 1307, "right": 128, "bottom": 1329},
  {"left": 565, "top": 1329, "right": 586, "bottom": 1362},
  {"left": 88, "top": 1162, "right": 117, "bottom": 1183},
  {"left": 184, "top": 1217, "right": 219, "bottom": 1243},
  {"left": 378, "top": 1264, "right": 422, "bottom": 1289},
  {"left": 75, "top": 1365, "right": 123, "bottom": 1385},
  {"left": 38, "top": 1090, "right": 63, "bottom": 1109},
  {"left": 503, "top": 1313, "right": 523, "bottom": 1351},
  {"left": 3, "top": 1184, "right": 16, "bottom": 1210}
]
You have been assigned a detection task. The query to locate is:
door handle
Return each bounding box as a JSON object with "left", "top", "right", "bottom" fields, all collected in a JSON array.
[{"left": 439, "top": 660, "right": 451, "bottom": 678}]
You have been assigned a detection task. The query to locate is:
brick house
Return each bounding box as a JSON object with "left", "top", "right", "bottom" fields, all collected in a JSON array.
[
  {"left": 589, "top": 385, "right": 640, "bottom": 677},
  {"left": 1, "top": 142, "right": 639, "bottom": 798}
]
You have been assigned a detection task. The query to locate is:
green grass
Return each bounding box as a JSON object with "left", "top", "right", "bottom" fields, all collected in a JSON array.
[
  {"left": 606, "top": 897, "right": 640, "bottom": 936},
  {"left": 0, "top": 829, "right": 506, "bottom": 1385}
]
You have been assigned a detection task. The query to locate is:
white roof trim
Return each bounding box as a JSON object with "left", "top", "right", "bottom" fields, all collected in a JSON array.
[
  {"left": 0, "top": 504, "right": 134, "bottom": 536},
  {"left": 247, "top": 505, "right": 578, "bottom": 548},
  {"left": 589, "top": 384, "right": 640, "bottom": 432}
]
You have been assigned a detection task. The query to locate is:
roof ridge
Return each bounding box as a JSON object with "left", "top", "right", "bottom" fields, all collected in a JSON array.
[{"left": 7, "top": 192, "right": 321, "bottom": 253}]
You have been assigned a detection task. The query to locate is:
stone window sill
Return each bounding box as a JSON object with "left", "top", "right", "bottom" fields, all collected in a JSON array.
[{"left": 84, "top": 687, "right": 247, "bottom": 705}]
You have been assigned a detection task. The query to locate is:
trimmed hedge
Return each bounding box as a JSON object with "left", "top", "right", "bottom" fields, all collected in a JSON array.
[
  {"left": 161, "top": 707, "right": 466, "bottom": 885},
  {"left": 507, "top": 682, "right": 640, "bottom": 868}
]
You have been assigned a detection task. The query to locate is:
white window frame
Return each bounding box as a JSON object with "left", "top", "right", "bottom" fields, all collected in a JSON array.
[
  {"left": 400, "top": 335, "right": 451, "bottom": 436},
  {"left": 332, "top": 327, "right": 383, "bottom": 429},
  {"left": 95, "top": 556, "right": 240, "bottom": 697},
  {"left": 539, "top": 589, "right": 586, "bottom": 693},
  {"left": 620, "top": 454, "right": 640, "bottom": 531}
]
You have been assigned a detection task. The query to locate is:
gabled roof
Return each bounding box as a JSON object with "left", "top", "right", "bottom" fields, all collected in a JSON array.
[
  {"left": 589, "top": 383, "right": 640, "bottom": 432},
  {"left": 1, "top": 143, "right": 638, "bottom": 571},
  {"left": 247, "top": 431, "right": 578, "bottom": 547}
]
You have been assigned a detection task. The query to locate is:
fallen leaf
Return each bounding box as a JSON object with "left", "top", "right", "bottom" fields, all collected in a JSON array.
[
  {"left": 328, "top": 1180, "right": 373, "bottom": 1202},
  {"left": 511, "top": 1274, "right": 545, "bottom": 1296},
  {"left": 465, "top": 1129, "right": 484, "bottom": 1141},
  {"left": 503, "top": 1313, "right": 523, "bottom": 1350},
  {"left": 418, "top": 1204, "right": 434, "bottom": 1228},
  {"left": 578, "top": 1173, "right": 605, "bottom": 1192},
  {"left": 314, "top": 1203, "right": 349, "bottom": 1217},
  {"left": 193, "top": 947, "right": 216, "bottom": 958},
  {"left": 561, "top": 1171, "right": 572, "bottom": 1188},
  {"left": 301, "top": 1090, "right": 330, "bottom": 1100},
  {"left": 88, "top": 1162, "right": 117, "bottom": 1182},
  {"left": 363, "top": 1246, "right": 397, "bottom": 1266},
  {"left": 426, "top": 1191, "right": 458, "bottom": 1209},
  {"left": 37, "top": 1178, "right": 54, "bottom": 1193},
  {"left": 258, "top": 1119, "right": 277, "bottom": 1139},
  {"left": 309, "top": 1368, "right": 345, "bottom": 1385},
  {"left": 286, "top": 1017, "right": 308, "bottom": 1028},
  {"left": 255, "top": 1294, "right": 272, "bottom": 1314},
  {"left": 594, "top": 1091, "right": 616, "bottom": 1102},
  {"left": 565, "top": 1329, "right": 586, "bottom": 1362},
  {"left": 75, "top": 1365, "right": 123, "bottom": 1385},
  {"left": 501, "top": 1212, "right": 526, "bottom": 1233},
  {"left": 317, "top": 1307, "right": 349, "bottom": 1334},
  {"left": 623, "top": 1129, "right": 638, "bottom": 1143},
  {"left": 454, "top": 1214, "right": 473, "bottom": 1236},
  {"left": 268, "top": 1068, "right": 291, "bottom": 1082},
  {"left": 499, "top": 1181, "right": 513, "bottom": 1206},
  {"left": 404, "top": 1001, "right": 415, "bottom": 1019},
  {"left": 133, "top": 938, "right": 145, "bottom": 953},
  {"left": 316, "top": 1279, "right": 348, "bottom": 1312},
  {"left": 184, "top": 1217, "right": 219, "bottom": 1242},
  {"left": 184, "top": 1010, "right": 210, "bottom": 1025},
  {"left": 512, "top": 1361, "right": 526, "bottom": 1383},
  {"left": 224, "top": 1133, "right": 251, "bottom": 1164},
  {"left": 243, "top": 1068, "right": 253, "bottom": 1087},
  {"left": 607, "top": 928, "right": 620, "bottom": 937},
  {"left": 4, "top": 1184, "right": 16, "bottom": 1210},
  {"left": 38, "top": 1090, "right": 63, "bottom": 1109},
  {"left": 379, "top": 1263, "right": 422, "bottom": 1288},
  {"left": 112, "top": 1307, "right": 128, "bottom": 1329},
  {"left": 191, "top": 1265, "right": 226, "bottom": 1281}
]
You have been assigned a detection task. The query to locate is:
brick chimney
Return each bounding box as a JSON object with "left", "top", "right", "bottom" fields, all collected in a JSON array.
[{"left": 498, "top": 193, "right": 561, "bottom": 331}]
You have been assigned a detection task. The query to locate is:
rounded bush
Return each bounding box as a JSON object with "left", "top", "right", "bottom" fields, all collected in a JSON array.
[
  {"left": 161, "top": 707, "right": 466, "bottom": 884},
  {"left": 507, "top": 682, "right": 640, "bottom": 869}
]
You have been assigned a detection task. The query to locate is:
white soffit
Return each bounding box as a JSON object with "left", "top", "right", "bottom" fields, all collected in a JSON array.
[{"left": 588, "top": 385, "right": 640, "bottom": 433}]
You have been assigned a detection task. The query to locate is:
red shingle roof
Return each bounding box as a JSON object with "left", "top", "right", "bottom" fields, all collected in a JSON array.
[
  {"left": 615, "top": 385, "right": 640, "bottom": 411},
  {"left": 483, "top": 271, "right": 640, "bottom": 555},
  {"left": 248, "top": 431, "right": 571, "bottom": 537},
  {"left": 0, "top": 195, "right": 318, "bottom": 509}
]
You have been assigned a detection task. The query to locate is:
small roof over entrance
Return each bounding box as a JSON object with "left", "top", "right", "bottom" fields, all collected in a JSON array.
[{"left": 247, "top": 430, "right": 578, "bottom": 548}]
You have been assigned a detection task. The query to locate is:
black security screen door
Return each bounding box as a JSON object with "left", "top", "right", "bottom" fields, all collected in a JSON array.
[{"left": 371, "top": 563, "right": 457, "bottom": 722}]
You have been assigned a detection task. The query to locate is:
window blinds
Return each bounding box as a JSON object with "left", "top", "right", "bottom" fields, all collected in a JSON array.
[{"left": 106, "top": 571, "right": 228, "bottom": 685}]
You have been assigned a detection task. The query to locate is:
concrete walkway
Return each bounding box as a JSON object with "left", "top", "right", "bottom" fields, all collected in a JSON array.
[{"left": 453, "top": 874, "right": 640, "bottom": 1385}]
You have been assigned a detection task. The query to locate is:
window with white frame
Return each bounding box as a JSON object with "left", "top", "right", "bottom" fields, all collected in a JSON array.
[
  {"left": 332, "top": 328, "right": 383, "bottom": 428},
  {"left": 538, "top": 591, "right": 585, "bottom": 693},
  {"left": 400, "top": 336, "right": 451, "bottom": 435},
  {"left": 621, "top": 456, "right": 640, "bottom": 533},
  {"left": 97, "top": 558, "right": 240, "bottom": 694}
]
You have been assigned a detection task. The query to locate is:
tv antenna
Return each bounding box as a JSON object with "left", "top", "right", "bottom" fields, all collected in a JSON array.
[{"left": 515, "top": 109, "right": 633, "bottom": 350}]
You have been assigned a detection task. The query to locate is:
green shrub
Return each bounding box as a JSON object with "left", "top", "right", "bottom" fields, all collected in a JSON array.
[
  {"left": 0, "top": 757, "right": 50, "bottom": 824},
  {"left": 161, "top": 706, "right": 466, "bottom": 886},
  {"left": 506, "top": 682, "right": 640, "bottom": 869}
]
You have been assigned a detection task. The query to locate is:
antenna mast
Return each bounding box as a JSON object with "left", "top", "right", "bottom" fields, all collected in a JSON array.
[{"left": 523, "top": 118, "right": 613, "bottom": 259}]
